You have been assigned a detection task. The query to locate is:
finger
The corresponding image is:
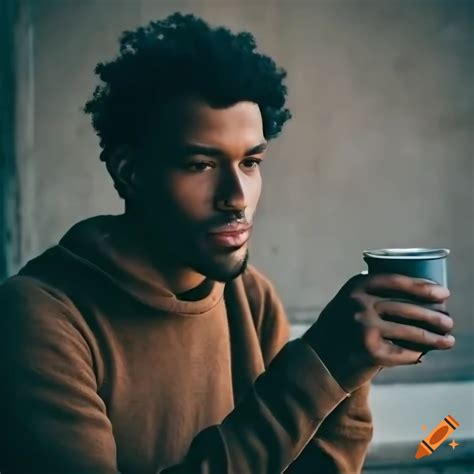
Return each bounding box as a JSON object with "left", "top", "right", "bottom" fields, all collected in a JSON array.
[
  {"left": 363, "top": 326, "right": 423, "bottom": 366},
  {"left": 385, "top": 338, "right": 434, "bottom": 354},
  {"left": 422, "top": 302, "right": 450, "bottom": 315},
  {"left": 375, "top": 300, "right": 454, "bottom": 334},
  {"left": 363, "top": 273, "right": 450, "bottom": 302},
  {"left": 377, "top": 319, "right": 455, "bottom": 351},
  {"left": 379, "top": 340, "right": 425, "bottom": 367}
]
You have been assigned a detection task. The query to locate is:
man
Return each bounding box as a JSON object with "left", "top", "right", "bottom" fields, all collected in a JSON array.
[{"left": 0, "top": 12, "right": 454, "bottom": 474}]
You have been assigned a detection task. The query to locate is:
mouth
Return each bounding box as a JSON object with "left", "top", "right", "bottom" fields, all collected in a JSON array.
[{"left": 207, "top": 229, "right": 251, "bottom": 248}]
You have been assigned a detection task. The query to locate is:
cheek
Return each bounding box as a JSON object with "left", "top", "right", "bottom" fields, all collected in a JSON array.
[
  {"left": 162, "top": 174, "right": 216, "bottom": 220},
  {"left": 245, "top": 173, "right": 262, "bottom": 213}
]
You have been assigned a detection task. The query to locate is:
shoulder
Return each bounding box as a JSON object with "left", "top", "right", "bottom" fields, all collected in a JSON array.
[
  {"left": 2, "top": 244, "right": 97, "bottom": 319},
  {"left": 0, "top": 274, "right": 84, "bottom": 340},
  {"left": 0, "top": 274, "right": 98, "bottom": 374},
  {"left": 0, "top": 274, "right": 74, "bottom": 313}
]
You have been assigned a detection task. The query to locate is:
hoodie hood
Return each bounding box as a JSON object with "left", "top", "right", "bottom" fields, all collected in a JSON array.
[{"left": 37, "top": 215, "right": 225, "bottom": 315}]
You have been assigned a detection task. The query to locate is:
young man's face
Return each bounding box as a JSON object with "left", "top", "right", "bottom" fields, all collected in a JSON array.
[{"left": 135, "top": 98, "right": 267, "bottom": 282}]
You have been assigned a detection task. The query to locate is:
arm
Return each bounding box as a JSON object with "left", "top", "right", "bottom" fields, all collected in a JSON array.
[
  {"left": 0, "top": 277, "right": 348, "bottom": 474},
  {"left": 284, "top": 383, "right": 373, "bottom": 474},
  {"left": 257, "top": 278, "right": 373, "bottom": 474},
  {"left": 0, "top": 278, "right": 118, "bottom": 474}
]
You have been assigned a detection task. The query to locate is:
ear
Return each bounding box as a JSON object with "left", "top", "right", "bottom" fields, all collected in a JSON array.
[{"left": 105, "top": 146, "right": 142, "bottom": 200}]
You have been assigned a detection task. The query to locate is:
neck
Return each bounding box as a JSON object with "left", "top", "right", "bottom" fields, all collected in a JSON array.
[{"left": 120, "top": 206, "right": 208, "bottom": 295}]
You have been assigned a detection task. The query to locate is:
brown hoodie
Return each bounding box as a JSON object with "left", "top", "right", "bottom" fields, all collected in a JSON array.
[{"left": 0, "top": 215, "right": 373, "bottom": 474}]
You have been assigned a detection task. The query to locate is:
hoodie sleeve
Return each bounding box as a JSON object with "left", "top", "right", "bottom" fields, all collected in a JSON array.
[
  {"left": 284, "top": 382, "right": 373, "bottom": 474},
  {"left": 0, "top": 277, "right": 119, "bottom": 474},
  {"left": 255, "top": 271, "right": 374, "bottom": 474}
]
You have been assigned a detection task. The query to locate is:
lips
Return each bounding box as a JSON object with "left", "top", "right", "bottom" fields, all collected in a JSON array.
[
  {"left": 207, "top": 224, "right": 252, "bottom": 248},
  {"left": 208, "top": 223, "right": 252, "bottom": 234}
]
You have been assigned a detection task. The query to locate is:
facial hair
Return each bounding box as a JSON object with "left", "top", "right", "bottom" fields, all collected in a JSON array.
[{"left": 190, "top": 247, "right": 250, "bottom": 283}]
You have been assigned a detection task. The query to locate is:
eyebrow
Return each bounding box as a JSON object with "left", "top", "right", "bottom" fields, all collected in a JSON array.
[{"left": 179, "top": 141, "right": 268, "bottom": 158}]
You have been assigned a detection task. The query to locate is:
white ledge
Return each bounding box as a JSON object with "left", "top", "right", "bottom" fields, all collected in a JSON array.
[{"left": 369, "top": 380, "right": 474, "bottom": 445}]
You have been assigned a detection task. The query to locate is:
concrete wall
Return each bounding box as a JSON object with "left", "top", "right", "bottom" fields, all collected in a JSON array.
[
  {"left": 10, "top": 1, "right": 474, "bottom": 470},
  {"left": 15, "top": 0, "right": 473, "bottom": 335}
]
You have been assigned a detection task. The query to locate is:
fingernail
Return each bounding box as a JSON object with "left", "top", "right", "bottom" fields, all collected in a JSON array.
[
  {"left": 445, "top": 335, "right": 455, "bottom": 343},
  {"left": 431, "top": 285, "right": 450, "bottom": 298},
  {"left": 442, "top": 316, "right": 454, "bottom": 330}
]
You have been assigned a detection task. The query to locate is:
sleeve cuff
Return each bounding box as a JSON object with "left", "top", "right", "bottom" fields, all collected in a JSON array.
[
  {"left": 263, "top": 338, "right": 351, "bottom": 425},
  {"left": 298, "top": 337, "right": 352, "bottom": 397}
]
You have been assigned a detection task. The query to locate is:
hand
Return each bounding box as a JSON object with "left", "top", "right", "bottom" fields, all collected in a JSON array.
[{"left": 302, "top": 273, "right": 454, "bottom": 392}]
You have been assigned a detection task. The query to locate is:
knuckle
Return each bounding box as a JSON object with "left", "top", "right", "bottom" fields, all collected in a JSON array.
[
  {"left": 424, "top": 283, "right": 436, "bottom": 298},
  {"left": 400, "top": 304, "right": 418, "bottom": 319},
  {"left": 391, "top": 343, "right": 405, "bottom": 355},
  {"left": 386, "top": 273, "right": 411, "bottom": 289},
  {"left": 353, "top": 311, "right": 365, "bottom": 324},
  {"left": 410, "top": 305, "right": 424, "bottom": 320},
  {"left": 385, "top": 343, "right": 405, "bottom": 365},
  {"left": 419, "top": 328, "right": 429, "bottom": 344},
  {"left": 390, "top": 274, "right": 407, "bottom": 286},
  {"left": 396, "top": 302, "right": 418, "bottom": 319},
  {"left": 350, "top": 290, "right": 368, "bottom": 306},
  {"left": 373, "top": 299, "right": 388, "bottom": 313}
]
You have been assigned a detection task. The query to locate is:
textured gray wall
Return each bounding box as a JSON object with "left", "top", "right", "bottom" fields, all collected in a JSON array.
[{"left": 15, "top": 0, "right": 473, "bottom": 335}]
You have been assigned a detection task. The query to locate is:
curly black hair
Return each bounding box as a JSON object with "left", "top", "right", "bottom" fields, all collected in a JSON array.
[{"left": 84, "top": 12, "right": 292, "bottom": 163}]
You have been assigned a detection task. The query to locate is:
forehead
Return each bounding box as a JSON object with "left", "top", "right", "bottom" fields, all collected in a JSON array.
[{"left": 159, "top": 98, "right": 265, "bottom": 151}]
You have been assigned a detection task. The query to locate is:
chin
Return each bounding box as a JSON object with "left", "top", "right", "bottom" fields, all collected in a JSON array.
[{"left": 197, "top": 249, "right": 250, "bottom": 283}]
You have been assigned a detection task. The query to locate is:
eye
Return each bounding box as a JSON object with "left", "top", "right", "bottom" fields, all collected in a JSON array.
[
  {"left": 242, "top": 158, "right": 263, "bottom": 169},
  {"left": 185, "top": 162, "right": 215, "bottom": 172}
]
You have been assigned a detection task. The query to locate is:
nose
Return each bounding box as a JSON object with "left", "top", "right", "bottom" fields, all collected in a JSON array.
[{"left": 215, "top": 166, "right": 247, "bottom": 212}]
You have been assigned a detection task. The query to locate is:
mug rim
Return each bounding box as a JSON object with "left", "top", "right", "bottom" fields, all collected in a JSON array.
[{"left": 363, "top": 248, "right": 450, "bottom": 260}]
